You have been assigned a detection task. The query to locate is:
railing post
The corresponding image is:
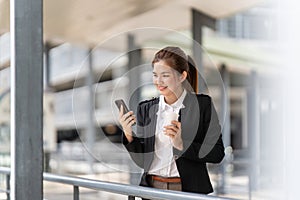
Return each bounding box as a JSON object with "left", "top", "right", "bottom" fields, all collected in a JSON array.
[
  {"left": 128, "top": 195, "right": 135, "bottom": 200},
  {"left": 6, "top": 174, "right": 10, "bottom": 200},
  {"left": 74, "top": 186, "right": 79, "bottom": 200}
]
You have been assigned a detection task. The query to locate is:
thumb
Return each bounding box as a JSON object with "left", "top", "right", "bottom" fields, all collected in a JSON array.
[
  {"left": 119, "top": 105, "right": 124, "bottom": 117},
  {"left": 177, "top": 122, "right": 181, "bottom": 129}
]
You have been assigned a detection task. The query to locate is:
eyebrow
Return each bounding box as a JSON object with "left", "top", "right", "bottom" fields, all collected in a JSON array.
[{"left": 153, "top": 71, "right": 171, "bottom": 74}]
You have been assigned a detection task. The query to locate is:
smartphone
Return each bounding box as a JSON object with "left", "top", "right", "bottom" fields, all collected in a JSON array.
[{"left": 115, "top": 99, "right": 136, "bottom": 126}]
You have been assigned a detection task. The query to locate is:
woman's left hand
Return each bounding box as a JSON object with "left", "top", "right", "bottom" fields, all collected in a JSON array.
[{"left": 164, "top": 120, "right": 183, "bottom": 151}]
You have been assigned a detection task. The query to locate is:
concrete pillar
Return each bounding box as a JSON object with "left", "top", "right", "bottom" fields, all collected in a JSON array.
[
  {"left": 219, "top": 64, "right": 231, "bottom": 194},
  {"left": 127, "top": 34, "right": 142, "bottom": 114},
  {"left": 220, "top": 64, "right": 231, "bottom": 148},
  {"left": 10, "top": 0, "right": 43, "bottom": 198},
  {"left": 86, "top": 48, "right": 96, "bottom": 173},
  {"left": 127, "top": 34, "right": 142, "bottom": 185},
  {"left": 192, "top": 9, "right": 216, "bottom": 93},
  {"left": 247, "top": 71, "right": 260, "bottom": 191},
  {"left": 44, "top": 42, "right": 51, "bottom": 89}
]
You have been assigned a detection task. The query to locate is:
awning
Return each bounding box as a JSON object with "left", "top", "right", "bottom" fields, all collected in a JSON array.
[{"left": 0, "top": 0, "right": 264, "bottom": 49}]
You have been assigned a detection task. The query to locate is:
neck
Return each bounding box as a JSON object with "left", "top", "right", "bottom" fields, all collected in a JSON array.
[{"left": 164, "top": 88, "right": 184, "bottom": 105}]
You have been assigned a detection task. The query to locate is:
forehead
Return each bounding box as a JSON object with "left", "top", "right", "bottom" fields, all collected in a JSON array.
[{"left": 153, "top": 60, "right": 174, "bottom": 73}]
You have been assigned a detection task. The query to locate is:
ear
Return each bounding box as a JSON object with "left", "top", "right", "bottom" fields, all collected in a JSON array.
[{"left": 180, "top": 71, "right": 188, "bottom": 83}]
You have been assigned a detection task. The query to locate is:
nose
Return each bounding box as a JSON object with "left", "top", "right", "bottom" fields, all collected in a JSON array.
[{"left": 156, "top": 76, "right": 163, "bottom": 84}]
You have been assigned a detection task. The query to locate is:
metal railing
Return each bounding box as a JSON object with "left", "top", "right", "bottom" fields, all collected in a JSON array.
[
  {"left": 0, "top": 167, "right": 234, "bottom": 200},
  {"left": 0, "top": 167, "right": 10, "bottom": 200}
]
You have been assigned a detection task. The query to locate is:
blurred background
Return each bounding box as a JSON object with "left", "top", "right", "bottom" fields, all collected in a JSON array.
[{"left": 0, "top": 0, "right": 291, "bottom": 199}]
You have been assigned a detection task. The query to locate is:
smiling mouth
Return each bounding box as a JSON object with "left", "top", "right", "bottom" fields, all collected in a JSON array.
[{"left": 158, "top": 86, "right": 168, "bottom": 91}]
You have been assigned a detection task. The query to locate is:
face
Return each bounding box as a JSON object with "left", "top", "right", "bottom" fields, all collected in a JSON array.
[{"left": 153, "top": 60, "right": 185, "bottom": 97}]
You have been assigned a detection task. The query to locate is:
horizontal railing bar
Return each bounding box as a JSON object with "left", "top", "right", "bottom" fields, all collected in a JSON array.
[
  {"left": 0, "top": 167, "right": 10, "bottom": 175},
  {"left": 0, "top": 189, "right": 9, "bottom": 193},
  {"left": 44, "top": 173, "right": 231, "bottom": 200},
  {"left": 0, "top": 167, "right": 234, "bottom": 200}
]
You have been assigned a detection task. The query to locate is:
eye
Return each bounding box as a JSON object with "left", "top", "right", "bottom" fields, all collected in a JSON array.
[
  {"left": 163, "top": 75, "right": 170, "bottom": 77},
  {"left": 153, "top": 74, "right": 158, "bottom": 77}
]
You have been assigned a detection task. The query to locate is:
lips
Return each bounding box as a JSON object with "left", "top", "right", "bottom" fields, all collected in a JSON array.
[{"left": 158, "top": 86, "right": 167, "bottom": 91}]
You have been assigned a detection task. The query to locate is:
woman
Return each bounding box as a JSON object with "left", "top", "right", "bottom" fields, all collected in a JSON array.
[{"left": 119, "top": 46, "right": 224, "bottom": 194}]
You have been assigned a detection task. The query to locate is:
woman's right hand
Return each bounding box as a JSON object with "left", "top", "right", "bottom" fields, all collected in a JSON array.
[{"left": 118, "top": 105, "right": 136, "bottom": 143}]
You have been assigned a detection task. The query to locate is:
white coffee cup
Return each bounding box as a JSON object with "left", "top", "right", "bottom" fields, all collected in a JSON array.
[{"left": 163, "top": 111, "right": 179, "bottom": 126}]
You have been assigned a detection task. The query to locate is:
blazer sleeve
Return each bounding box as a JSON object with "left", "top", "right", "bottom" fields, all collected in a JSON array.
[
  {"left": 122, "top": 103, "right": 145, "bottom": 168},
  {"left": 173, "top": 96, "right": 225, "bottom": 163}
]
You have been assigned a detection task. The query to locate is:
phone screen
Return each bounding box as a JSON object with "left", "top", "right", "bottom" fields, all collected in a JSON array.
[{"left": 115, "top": 99, "right": 129, "bottom": 113}]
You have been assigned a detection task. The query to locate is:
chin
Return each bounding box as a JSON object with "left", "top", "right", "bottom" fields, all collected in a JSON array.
[
  {"left": 159, "top": 89, "right": 172, "bottom": 97},
  {"left": 158, "top": 90, "right": 165, "bottom": 95}
]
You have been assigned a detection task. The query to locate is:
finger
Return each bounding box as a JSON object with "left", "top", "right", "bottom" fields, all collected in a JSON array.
[
  {"left": 169, "top": 126, "right": 179, "bottom": 132},
  {"left": 167, "top": 131, "right": 176, "bottom": 136},
  {"left": 125, "top": 115, "right": 136, "bottom": 126},
  {"left": 172, "top": 121, "right": 181, "bottom": 132},
  {"left": 128, "top": 114, "right": 136, "bottom": 123},
  {"left": 171, "top": 120, "right": 181, "bottom": 128},
  {"left": 164, "top": 128, "right": 176, "bottom": 135},
  {"left": 177, "top": 122, "right": 181, "bottom": 129},
  {"left": 164, "top": 125, "right": 179, "bottom": 132},
  {"left": 129, "top": 118, "right": 136, "bottom": 126},
  {"left": 119, "top": 105, "right": 124, "bottom": 119},
  {"left": 132, "top": 115, "right": 136, "bottom": 124},
  {"left": 164, "top": 131, "right": 175, "bottom": 138},
  {"left": 121, "top": 113, "right": 132, "bottom": 124},
  {"left": 130, "top": 115, "right": 136, "bottom": 121},
  {"left": 121, "top": 111, "right": 133, "bottom": 121}
]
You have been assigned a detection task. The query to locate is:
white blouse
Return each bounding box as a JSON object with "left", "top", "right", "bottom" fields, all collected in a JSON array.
[{"left": 148, "top": 89, "right": 187, "bottom": 177}]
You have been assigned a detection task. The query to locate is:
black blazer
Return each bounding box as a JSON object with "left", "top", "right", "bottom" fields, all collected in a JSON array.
[{"left": 122, "top": 92, "right": 225, "bottom": 194}]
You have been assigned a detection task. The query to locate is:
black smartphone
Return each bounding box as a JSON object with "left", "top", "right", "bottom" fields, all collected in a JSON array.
[{"left": 115, "top": 99, "right": 136, "bottom": 126}]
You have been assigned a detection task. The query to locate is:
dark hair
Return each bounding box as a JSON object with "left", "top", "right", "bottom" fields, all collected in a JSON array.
[{"left": 152, "top": 46, "right": 198, "bottom": 93}]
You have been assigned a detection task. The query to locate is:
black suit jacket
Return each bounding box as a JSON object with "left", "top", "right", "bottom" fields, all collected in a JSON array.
[{"left": 122, "top": 92, "right": 225, "bottom": 194}]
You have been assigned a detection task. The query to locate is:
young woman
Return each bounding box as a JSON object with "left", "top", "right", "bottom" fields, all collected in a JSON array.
[{"left": 119, "top": 46, "right": 224, "bottom": 194}]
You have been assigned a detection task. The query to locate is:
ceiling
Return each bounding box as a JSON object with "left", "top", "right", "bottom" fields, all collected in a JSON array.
[{"left": 0, "top": 0, "right": 265, "bottom": 50}]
